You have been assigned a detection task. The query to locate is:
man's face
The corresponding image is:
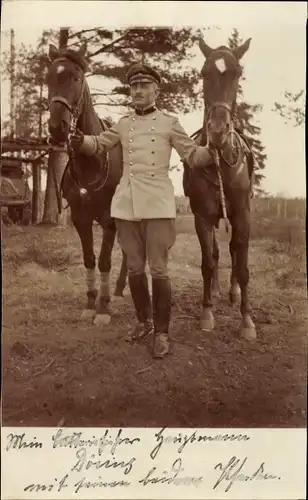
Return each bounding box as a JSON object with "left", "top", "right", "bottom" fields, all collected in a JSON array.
[{"left": 130, "top": 81, "right": 159, "bottom": 109}]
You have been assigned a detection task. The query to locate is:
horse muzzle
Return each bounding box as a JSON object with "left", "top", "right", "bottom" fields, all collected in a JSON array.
[
  {"left": 48, "top": 100, "right": 72, "bottom": 143},
  {"left": 207, "top": 122, "right": 230, "bottom": 148},
  {"left": 48, "top": 121, "right": 70, "bottom": 144}
]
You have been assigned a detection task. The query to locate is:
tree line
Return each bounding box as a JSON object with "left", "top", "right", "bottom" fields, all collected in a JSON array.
[{"left": 1, "top": 27, "right": 304, "bottom": 223}]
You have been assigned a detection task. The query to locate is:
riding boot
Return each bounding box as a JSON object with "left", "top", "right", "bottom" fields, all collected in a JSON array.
[
  {"left": 126, "top": 273, "right": 154, "bottom": 342},
  {"left": 152, "top": 277, "right": 172, "bottom": 358}
]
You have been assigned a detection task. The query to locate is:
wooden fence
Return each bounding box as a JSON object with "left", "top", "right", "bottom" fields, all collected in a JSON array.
[{"left": 175, "top": 195, "right": 306, "bottom": 219}]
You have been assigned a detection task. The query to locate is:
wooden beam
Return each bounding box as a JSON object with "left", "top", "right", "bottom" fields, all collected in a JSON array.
[
  {"left": 1, "top": 143, "right": 67, "bottom": 153},
  {"left": 1, "top": 156, "right": 46, "bottom": 165},
  {"left": 0, "top": 200, "right": 26, "bottom": 207}
]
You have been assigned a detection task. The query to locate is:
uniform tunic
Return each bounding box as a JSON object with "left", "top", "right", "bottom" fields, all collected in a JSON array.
[{"left": 81, "top": 108, "right": 211, "bottom": 221}]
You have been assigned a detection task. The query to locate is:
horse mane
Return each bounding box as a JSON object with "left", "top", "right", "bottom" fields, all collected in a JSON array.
[{"left": 57, "top": 48, "right": 88, "bottom": 72}]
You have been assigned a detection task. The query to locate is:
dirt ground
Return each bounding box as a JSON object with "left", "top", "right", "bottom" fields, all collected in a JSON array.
[{"left": 1, "top": 215, "right": 307, "bottom": 427}]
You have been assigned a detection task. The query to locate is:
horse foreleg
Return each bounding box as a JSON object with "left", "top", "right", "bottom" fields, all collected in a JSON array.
[
  {"left": 231, "top": 211, "right": 256, "bottom": 340},
  {"left": 195, "top": 215, "right": 215, "bottom": 331},
  {"left": 95, "top": 223, "right": 116, "bottom": 326},
  {"left": 114, "top": 249, "right": 128, "bottom": 297},
  {"left": 229, "top": 227, "right": 241, "bottom": 305},
  {"left": 72, "top": 210, "right": 97, "bottom": 322}
]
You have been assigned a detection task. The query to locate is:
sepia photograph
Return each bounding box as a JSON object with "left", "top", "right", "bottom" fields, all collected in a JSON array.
[{"left": 1, "top": 0, "right": 306, "bottom": 436}]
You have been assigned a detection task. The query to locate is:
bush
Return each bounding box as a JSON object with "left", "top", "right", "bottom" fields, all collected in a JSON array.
[{"left": 251, "top": 216, "right": 305, "bottom": 257}]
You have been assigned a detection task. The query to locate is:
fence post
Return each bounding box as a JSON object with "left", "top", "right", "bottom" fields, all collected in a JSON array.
[
  {"left": 283, "top": 199, "right": 287, "bottom": 219},
  {"left": 31, "top": 159, "right": 41, "bottom": 224}
]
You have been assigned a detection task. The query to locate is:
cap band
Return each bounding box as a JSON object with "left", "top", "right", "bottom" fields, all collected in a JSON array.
[{"left": 129, "top": 73, "right": 158, "bottom": 85}]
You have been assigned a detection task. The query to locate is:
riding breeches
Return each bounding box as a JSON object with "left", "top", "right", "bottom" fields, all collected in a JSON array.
[{"left": 115, "top": 218, "right": 176, "bottom": 278}]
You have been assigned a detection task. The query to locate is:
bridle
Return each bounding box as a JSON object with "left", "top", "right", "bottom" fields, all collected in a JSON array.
[
  {"left": 204, "top": 101, "right": 236, "bottom": 148},
  {"left": 48, "top": 57, "right": 109, "bottom": 212},
  {"left": 203, "top": 100, "right": 244, "bottom": 233}
]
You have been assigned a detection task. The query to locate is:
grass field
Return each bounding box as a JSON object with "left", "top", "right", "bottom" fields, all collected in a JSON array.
[{"left": 2, "top": 210, "right": 307, "bottom": 428}]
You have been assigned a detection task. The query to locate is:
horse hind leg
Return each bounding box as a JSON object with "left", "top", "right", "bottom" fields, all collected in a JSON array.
[
  {"left": 212, "top": 229, "right": 220, "bottom": 299},
  {"left": 93, "top": 222, "right": 116, "bottom": 326},
  {"left": 114, "top": 249, "right": 128, "bottom": 298},
  {"left": 72, "top": 210, "right": 97, "bottom": 322},
  {"left": 228, "top": 227, "right": 241, "bottom": 305},
  {"left": 232, "top": 211, "right": 256, "bottom": 340}
]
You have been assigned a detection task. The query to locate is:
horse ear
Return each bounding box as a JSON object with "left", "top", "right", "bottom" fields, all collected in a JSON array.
[
  {"left": 233, "top": 38, "right": 251, "bottom": 60},
  {"left": 199, "top": 38, "right": 213, "bottom": 58},
  {"left": 49, "top": 44, "right": 59, "bottom": 60},
  {"left": 78, "top": 42, "right": 87, "bottom": 59}
]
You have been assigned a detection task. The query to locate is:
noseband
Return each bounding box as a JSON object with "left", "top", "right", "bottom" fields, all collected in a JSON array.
[
  {"left": 203, "top": 101, "right": 243, "bottom": 233},
  {"left": 206, "top": 101, "right": 232, "bottom": 122}
]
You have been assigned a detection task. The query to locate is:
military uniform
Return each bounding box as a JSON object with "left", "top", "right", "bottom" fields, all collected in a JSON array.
[
  {"left": 81, "top": 108, "right": 211, "bottom": 219},
  {"left": 78, "top": 62, "right": 213, "bottom": 358}
]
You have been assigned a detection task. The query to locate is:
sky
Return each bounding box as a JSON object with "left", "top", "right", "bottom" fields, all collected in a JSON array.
[{"left": 1, "top": 1, "right": 306, "bottom": 198}]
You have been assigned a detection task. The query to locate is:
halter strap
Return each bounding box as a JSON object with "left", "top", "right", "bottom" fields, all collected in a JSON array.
[
  {"left": 50, "top": 95, "right": 73, "bottom": 113},
  {"left": 206, "top": 101, "right": 232, "bottom": 120}
]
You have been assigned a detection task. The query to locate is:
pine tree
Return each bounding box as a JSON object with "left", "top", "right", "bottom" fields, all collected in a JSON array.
[
  {"left": 1, "top": 26, "right": 208, "bottom": 136},
  {"left": 1, "top": 35, "right": 51, "bottom": 139},
  {"left": 228, "top": 28, "right": 267, "bottom": 189},
  {"left": 65, "top": 27, "right": 203, "bottom": 113}
]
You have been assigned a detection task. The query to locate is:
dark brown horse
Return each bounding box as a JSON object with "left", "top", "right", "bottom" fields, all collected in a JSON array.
[
  {"left": 46, "top": 43, "right": 127, "bottom": 325},
  {"left": 183, "top": 37, "right": 256, "bottom": 340}
]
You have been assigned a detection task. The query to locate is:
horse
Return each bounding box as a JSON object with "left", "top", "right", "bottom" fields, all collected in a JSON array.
[
  {"left": 46, "top": 43, "right": 128, "bottom": 326},
  {"left": 183, "top": 37, "right": 257, "bottom": 340}
]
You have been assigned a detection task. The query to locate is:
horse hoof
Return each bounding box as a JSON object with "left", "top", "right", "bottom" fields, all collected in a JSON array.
[
  {"left": 201, "top": 318, "right": 215, "bottom": 331},
  {"left": 80, "top": 309, "right": 96, "bottom": 321},
  {"left": 94, "top": 314, "right": 111, "bottom": 326},
  {"left": 200, "top": 309, "right": 215, "bottom": 331},
  {"left": 241, "top": 327, "right": 257, "bottom": 340}
]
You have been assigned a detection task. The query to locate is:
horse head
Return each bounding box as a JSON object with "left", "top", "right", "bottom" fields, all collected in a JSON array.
[
  {"left": 46, "top": 43, "right": 88, "bottom": 144},
  {"left": 199, "top": 37, "right": 251, "bottom": 149}
]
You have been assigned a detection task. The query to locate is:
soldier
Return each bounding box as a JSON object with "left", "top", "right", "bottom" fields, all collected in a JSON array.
[{"left": 71, "top": 62, "right": 214, "bottom": 359}]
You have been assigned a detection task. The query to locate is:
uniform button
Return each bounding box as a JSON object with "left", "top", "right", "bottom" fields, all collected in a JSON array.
[
  {"left": 151, "top": 138, "right": 155, "bottom": 142},
  {"left": 129, "top": 162, "right": 133, "bottom": 166},
  {"left": 151, "top": 151, "right": 155, "bottom": 154},
  {"left": 151, "top": 127, "right": 155, "bottom": 131},
  {"left": 132, "top": 118, "right": 136, "bottom": 121},
  {"left": 129, "top": 149, "right": 133, "bottom": 153},
  {"left": 152, "top": 162, "right": 155, "bottom": 166},
  {"left": 153, "top": 116, "right": 156, "bottom": 120},
  {"left": 129, "top": 139, "right": 133, "bottom": 143},
  {"left": 130, "top": 128, "right": 134, "bottom": 131},
  {"left": 130, "top": 173, "right": 133, "bottom": 177}
]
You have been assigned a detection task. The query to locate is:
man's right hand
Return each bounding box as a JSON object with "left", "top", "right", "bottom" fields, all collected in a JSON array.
[{"left": 70, "top": 129, "right": 84, "bottom": 150}]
